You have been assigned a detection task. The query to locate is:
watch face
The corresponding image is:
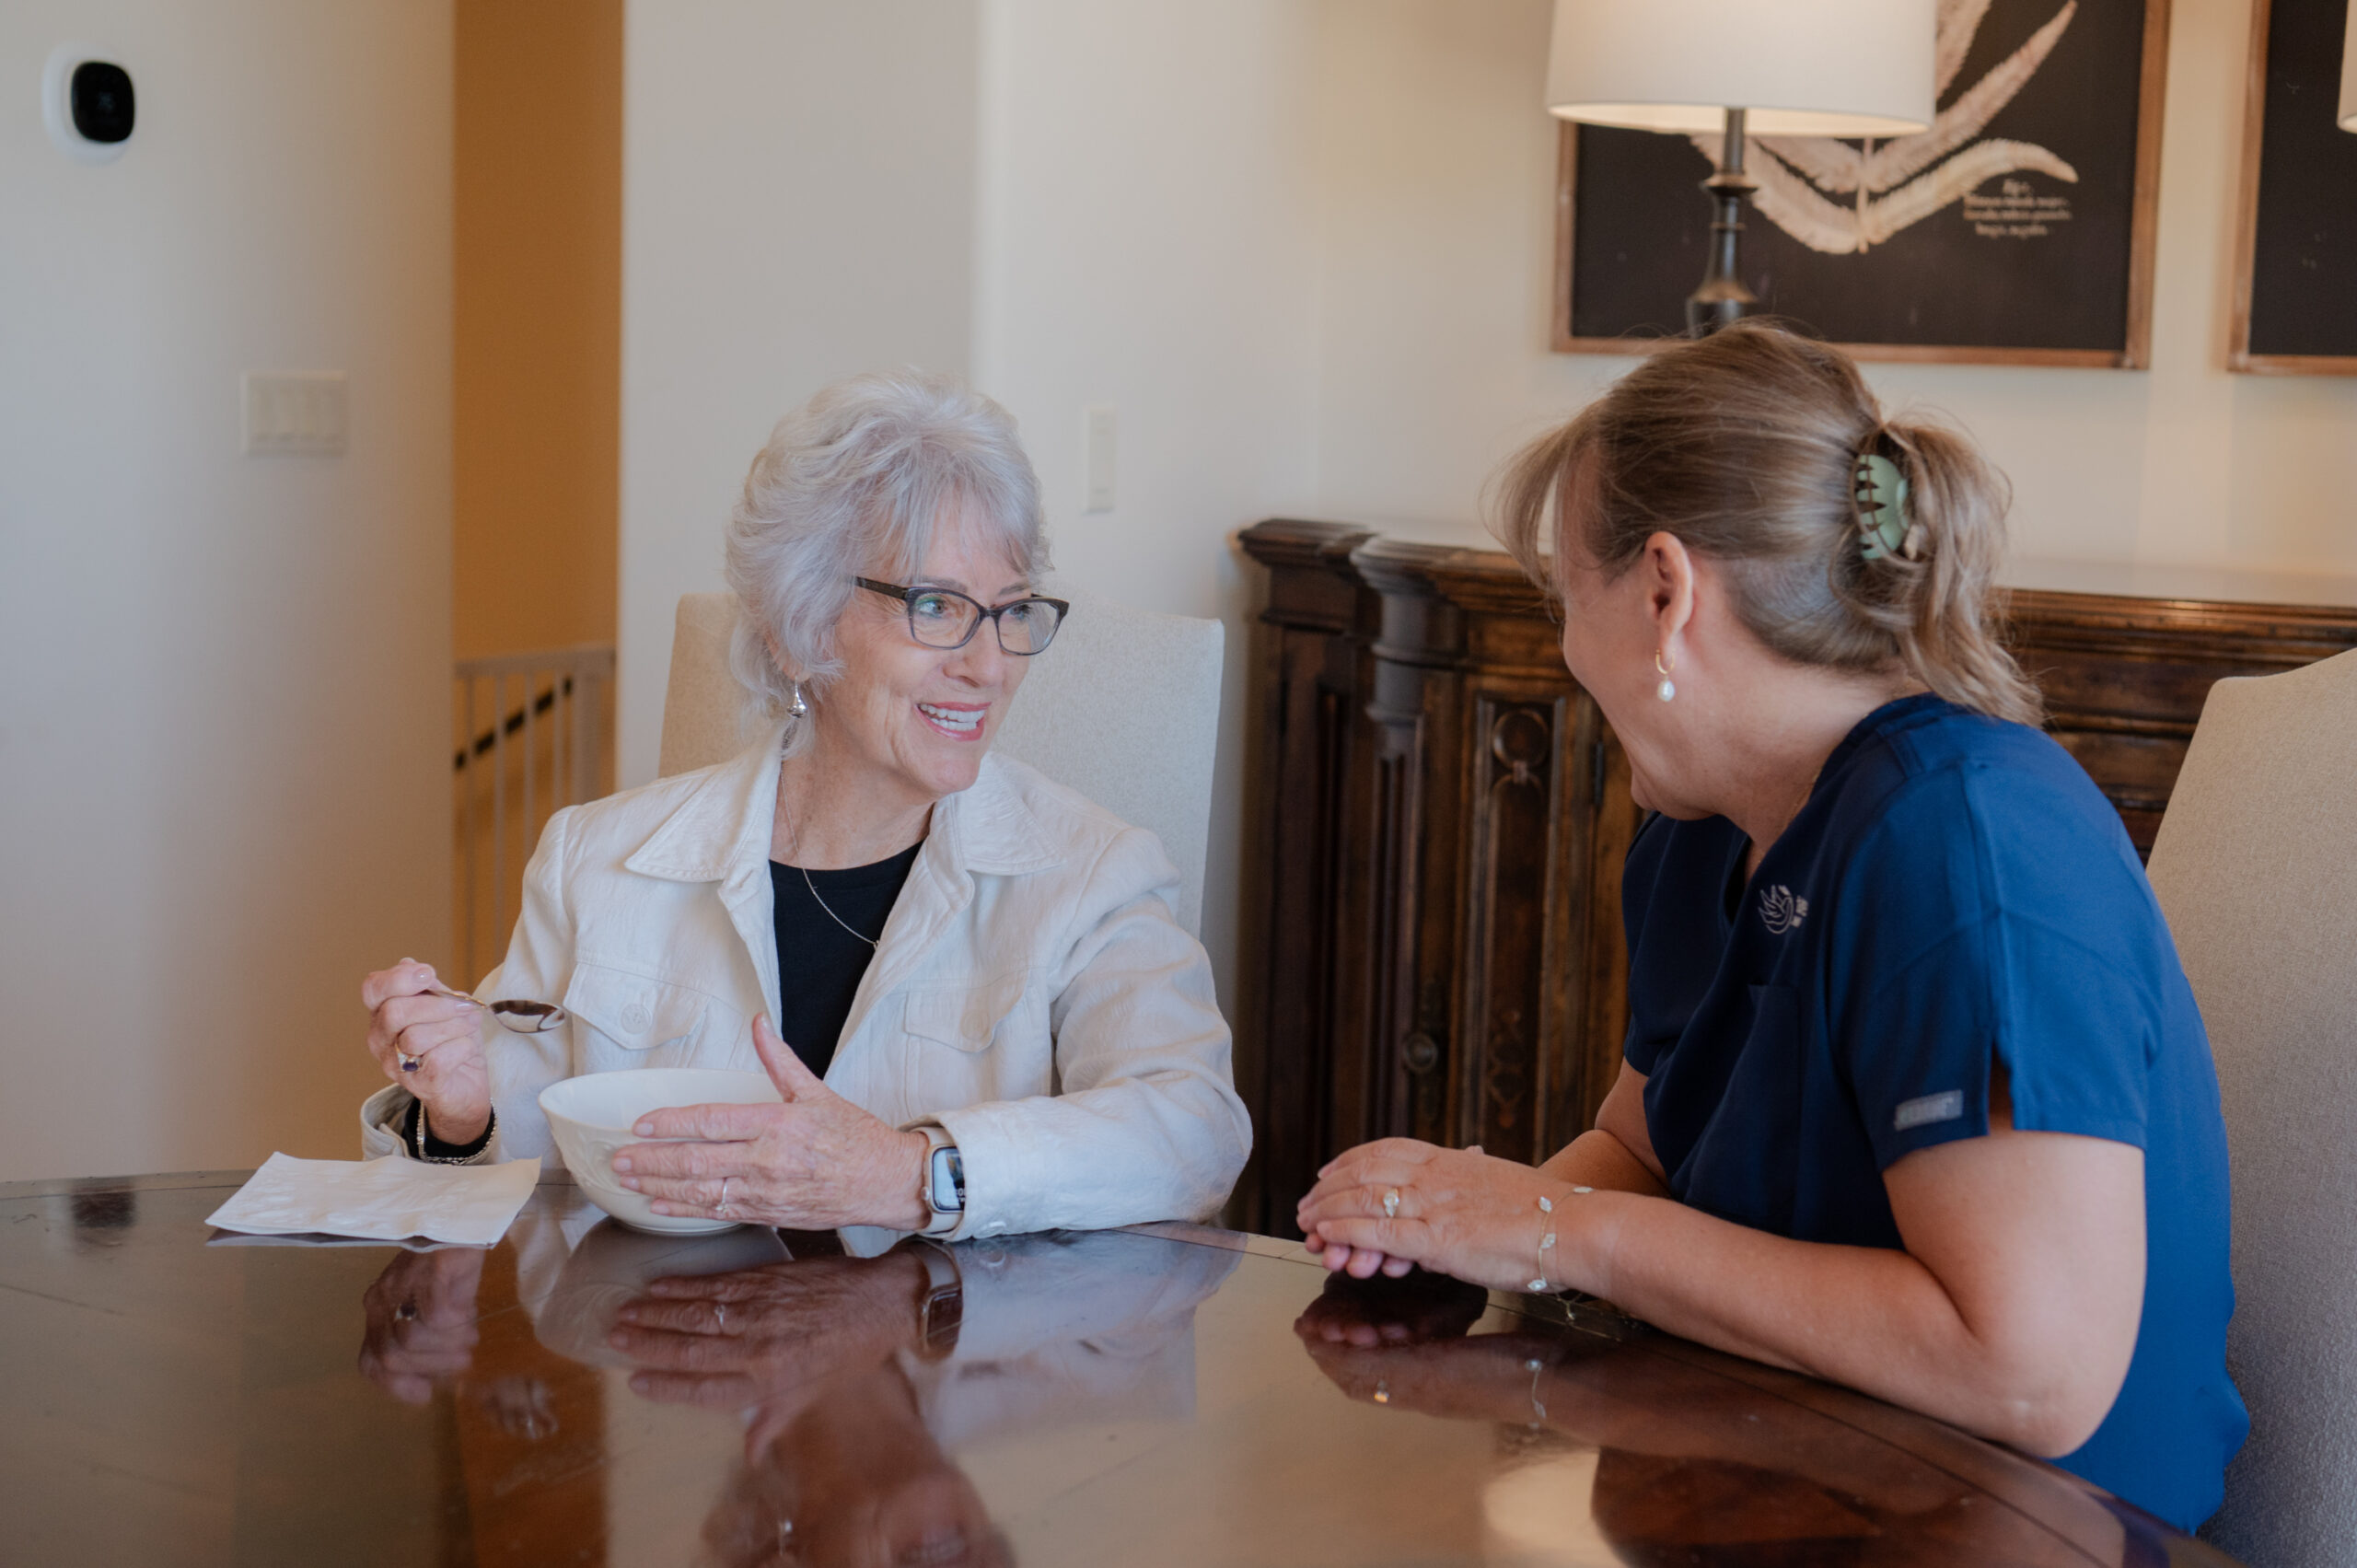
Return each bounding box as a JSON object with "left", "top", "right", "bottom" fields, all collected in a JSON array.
[{"left": 930, "top": 1145, "right": 964, "bottom": 1212}]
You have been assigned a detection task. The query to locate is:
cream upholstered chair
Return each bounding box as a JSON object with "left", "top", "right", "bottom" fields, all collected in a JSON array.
[
  {"left": 2145, "top": 647, "right": 2357, "bottom": 1565},
  {"left": 656, "top": 587, "right": 1225, "bottom": 936}
]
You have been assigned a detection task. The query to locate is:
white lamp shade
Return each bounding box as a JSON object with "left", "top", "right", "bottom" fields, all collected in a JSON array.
[
  {"left": 1547, "top": 0, "right": 1936, "bottom": 137},
  {"left": 2340, "top": 0, "right": 2355, "bottom": 131}
]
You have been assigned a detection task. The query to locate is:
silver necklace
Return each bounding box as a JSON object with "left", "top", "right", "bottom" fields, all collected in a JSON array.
[{"left": 779, "top": 788, "right": 882, "bottom": 949}]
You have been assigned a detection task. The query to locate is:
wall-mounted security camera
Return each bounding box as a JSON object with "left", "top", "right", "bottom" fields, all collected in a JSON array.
[{"left": 43, "top": 43, "right": 135, "bottom": 164}]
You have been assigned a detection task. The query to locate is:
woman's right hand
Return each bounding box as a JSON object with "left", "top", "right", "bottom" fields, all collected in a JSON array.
[{"left": 363, "top": 958, "right": 492, "bottom": 1146}]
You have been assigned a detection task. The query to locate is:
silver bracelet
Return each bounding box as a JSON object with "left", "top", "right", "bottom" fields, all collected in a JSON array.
[
  {"left": 1527, "top": 1186, "right": 1593, "bottom": 1293},
  {"left": 412, "top": 1099, "right": 494, "bottom": 1165}
]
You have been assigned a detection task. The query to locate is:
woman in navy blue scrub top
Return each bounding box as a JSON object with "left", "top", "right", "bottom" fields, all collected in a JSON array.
[{"left": 1297, "top": 324, "right": 2246, "bottom": 1533}]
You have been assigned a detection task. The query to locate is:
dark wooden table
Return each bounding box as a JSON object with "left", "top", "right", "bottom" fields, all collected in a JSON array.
[{"left": 2, "top": 1170, "right": 2233, "bottom": 1566}]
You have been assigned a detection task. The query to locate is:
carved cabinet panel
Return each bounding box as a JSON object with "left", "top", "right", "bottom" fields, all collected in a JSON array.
[{"left": 1233, "top": 519, "right": 2357, "bottom": 1237}]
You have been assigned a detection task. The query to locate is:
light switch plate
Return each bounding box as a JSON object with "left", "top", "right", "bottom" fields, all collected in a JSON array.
[
  {"left": 243, "top": 371, "right": 347, "bottom": 456},
  {"left": 1082, "top": 404, "right": 1116, "bottom": 515}
]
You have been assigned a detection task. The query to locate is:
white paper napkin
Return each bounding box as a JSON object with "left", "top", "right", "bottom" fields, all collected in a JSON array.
[{"left": 205, "top": 1152, "right": 541, "bottom": 1247}]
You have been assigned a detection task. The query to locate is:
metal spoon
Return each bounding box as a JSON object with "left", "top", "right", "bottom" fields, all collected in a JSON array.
[{"left": 399, "top": 984, "right": 568, "bottom": 1071}]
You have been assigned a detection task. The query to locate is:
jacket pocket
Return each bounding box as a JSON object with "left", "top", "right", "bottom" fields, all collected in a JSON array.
[
  {"left": 562, "top": 962, "right": 717, "bottom": 1054},
  {"left": 900, "top": 970, "right": 1034, "bottom": 1054}
]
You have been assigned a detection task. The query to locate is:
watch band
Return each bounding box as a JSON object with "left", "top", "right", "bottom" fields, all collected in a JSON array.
[{"left": 910, "top": 1237, "right": 963, "bottom": 1360}]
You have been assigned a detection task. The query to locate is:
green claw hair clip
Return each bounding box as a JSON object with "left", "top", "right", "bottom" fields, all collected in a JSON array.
[{"left": 1852, "top": 451, "right": 1918, "bottom": 562}]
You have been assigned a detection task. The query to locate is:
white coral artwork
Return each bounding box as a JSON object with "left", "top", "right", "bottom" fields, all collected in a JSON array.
[{"left": 1693, "top": 0, "right": 2081, "bottom": 256}]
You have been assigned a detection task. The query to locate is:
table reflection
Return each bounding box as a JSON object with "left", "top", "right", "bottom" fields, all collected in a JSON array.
[
  {"left": 1294, "top": 1270, "right": 2182, "bottom": 1567},
  {"left": 355, "top": 1207, "right": 1237, "bottom": 1566},
  {"left": 1, "top": 1175, "right": 2238, "bottom": 1566}
]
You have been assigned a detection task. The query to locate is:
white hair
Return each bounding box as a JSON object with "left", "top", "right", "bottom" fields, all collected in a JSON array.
[{"left": 723, "top": 369, "right": 1048, "bottom": 752}]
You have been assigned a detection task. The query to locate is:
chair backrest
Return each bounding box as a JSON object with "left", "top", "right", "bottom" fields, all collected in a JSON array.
[
  {"left": 2145, "top": 647, "right": 2357, "bottom": 1566},
  {"left": 656, "top": 587, "right": 1225, "bottom": 936}
]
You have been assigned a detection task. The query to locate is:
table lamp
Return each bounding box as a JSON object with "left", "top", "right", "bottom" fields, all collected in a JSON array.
[{"left": 1547, "top": 0, "right": 1937, "bottom": 333}]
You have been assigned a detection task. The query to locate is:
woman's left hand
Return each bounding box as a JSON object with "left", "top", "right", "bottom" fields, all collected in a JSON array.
[
  {"left": 1297, "top": 1138, "right": 1614, "bottom": 1295},
  {"left": 612, "top": 1016, "right": 930, "bottom": 1230}
]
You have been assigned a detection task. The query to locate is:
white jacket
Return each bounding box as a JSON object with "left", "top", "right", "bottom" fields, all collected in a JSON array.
[{"left": 361, "top": 731, "right": 1251, "bottom": 1238}]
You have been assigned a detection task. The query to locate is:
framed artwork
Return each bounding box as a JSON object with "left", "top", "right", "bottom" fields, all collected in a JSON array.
[
  {"left": 2229, "top": 0, "right": 2357, "bottom": 373},
  {"left": 1553, "top": 0, "right": 2172, "bottom": 367}
]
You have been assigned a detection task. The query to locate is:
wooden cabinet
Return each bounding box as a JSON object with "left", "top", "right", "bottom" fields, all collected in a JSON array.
[{"left": 1232, "top": 519, "right": 2357, "bottom": 1236}]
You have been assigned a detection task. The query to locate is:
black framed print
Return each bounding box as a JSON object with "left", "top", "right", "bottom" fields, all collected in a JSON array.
[
  {"left": 2229, "top": 0, "right": 2357, "bottom": 373},
  {"left": 1553, "top": 0, "right": 2172, "bottom": 366}
]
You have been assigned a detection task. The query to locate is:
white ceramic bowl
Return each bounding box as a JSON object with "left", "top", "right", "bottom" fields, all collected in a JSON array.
[{"left": 538, "top": 1068, "right": 782, "bottom": 1235}]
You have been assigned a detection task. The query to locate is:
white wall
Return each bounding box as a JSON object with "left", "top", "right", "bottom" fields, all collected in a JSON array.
[
  {"left": 970, "top": 0, "right": 1324, "bottom": 1009},
  {"left": 0, "top": 2, "right": 453, "bottom": 1179},
  {"left": 617, "top": 0, "right": 981, "bottom": 786},
  {"left": 1310, "top": 0, "right": 2357, "bottom": 580}
]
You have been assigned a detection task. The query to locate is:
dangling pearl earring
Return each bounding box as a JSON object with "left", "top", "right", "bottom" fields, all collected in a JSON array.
[{"left": 1655, "top": 651, "right": 1677, "bottom": 703}]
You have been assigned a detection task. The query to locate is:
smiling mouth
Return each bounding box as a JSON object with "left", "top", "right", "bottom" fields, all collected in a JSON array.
[{"left": 917, "top": 702, "right": 986, "bottom": 739}]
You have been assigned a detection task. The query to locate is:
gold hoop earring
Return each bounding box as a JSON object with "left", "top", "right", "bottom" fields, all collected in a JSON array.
[{"left": 1654, "top": 651, "right": 1677, "bottom": 703}]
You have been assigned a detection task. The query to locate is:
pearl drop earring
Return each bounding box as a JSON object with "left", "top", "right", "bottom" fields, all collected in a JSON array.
[{"left": 1655, "top": 651, "right": 1677, "bottom": 703}]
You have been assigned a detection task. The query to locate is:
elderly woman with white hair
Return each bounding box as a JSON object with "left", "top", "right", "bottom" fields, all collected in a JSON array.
[{"left": 354, "top": 371, "right": 1250, "bottom": 1239}]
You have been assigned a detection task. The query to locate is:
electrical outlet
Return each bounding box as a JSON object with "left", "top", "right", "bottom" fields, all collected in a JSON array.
[{"left": 243, "top": 371, "right": 347, "bottom": 456}]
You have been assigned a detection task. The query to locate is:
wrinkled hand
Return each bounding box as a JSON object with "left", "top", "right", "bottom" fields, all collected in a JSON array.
[
  {"left": 611, "top": 1016, "right": 930, "bottom": 1230},
  {"left": 358, "top": 1248, "right": 486, "bottom": 1403},
  {"left": 1297, "top": 1138, "right": 1614, "bottom": 1295},
  {"left": 606, "top": 1251, "right": 926, "bottom": 1422},
  {"left": 362, "top": 958, "right": 491, "bottom": 1146}
]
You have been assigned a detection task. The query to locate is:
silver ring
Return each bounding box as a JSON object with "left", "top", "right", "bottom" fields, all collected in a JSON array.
[
  {"left": 1382, "top": 1188, "right": 1400, "bottom": 1220},
  {"left": 716, "top": 1176, "right": 733, "bottom": 1219}
]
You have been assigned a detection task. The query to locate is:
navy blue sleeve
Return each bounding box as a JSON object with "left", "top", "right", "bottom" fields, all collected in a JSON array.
[{"left": 1830, "top": 761, "right": 2158, "bottom": 1171}]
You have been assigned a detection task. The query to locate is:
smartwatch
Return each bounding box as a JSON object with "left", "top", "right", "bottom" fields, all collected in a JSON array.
[{"left": 920, "top": 1125, "right": 965, "bottom": 1234}]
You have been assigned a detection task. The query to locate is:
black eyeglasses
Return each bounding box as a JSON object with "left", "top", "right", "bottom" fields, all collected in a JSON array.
[{"left": 853, "top": 577, "right": 1071, "bottom": 656}]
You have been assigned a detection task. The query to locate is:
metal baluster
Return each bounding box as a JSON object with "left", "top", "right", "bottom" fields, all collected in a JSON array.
[
  {"left": 550, "top": 664, "right": 567, "bottom": 813},
  {"left": 522, "top": 666, "right": 537, "bottom": 860},
  {"left": 579, "top": 657, "right": 600, "bottom": 802},
  {"left": 492, "top": 671, "right": 508, "bottom": 963},
  {"left": 462, "top": 676, "right": 477, "bottom": 980}
]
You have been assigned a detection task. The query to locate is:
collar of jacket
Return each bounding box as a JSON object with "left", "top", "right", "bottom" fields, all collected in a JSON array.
[{"left": 620, "top": 724, "right": 1068, "bottom": 888}]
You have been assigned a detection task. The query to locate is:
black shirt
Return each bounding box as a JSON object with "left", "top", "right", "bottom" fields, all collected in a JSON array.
[{"left": 770, "top": 842, "right": 923, "bottom": 1077}]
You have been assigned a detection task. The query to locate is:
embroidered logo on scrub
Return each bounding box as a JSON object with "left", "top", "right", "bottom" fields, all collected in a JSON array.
[
  {"left": 1759, "top": 884, "right": 1810, "bottom": 934},
  {"left": 1894, "top": 1090, "right": 1965, "bottom": 1132}
]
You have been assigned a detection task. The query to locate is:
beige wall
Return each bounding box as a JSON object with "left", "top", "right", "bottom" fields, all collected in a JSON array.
[
  {"left": 0, "top": 0, "right": 453, "bottom": 1179},
  {"left": 617, "top": 0, "right": 983, "bottom": 785},
  {"left": 455, "top": 0, "right": 621, "bottom": 659},
  {"left": 970, "top": 0, "right": 1325, "bottom": 1015}
]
